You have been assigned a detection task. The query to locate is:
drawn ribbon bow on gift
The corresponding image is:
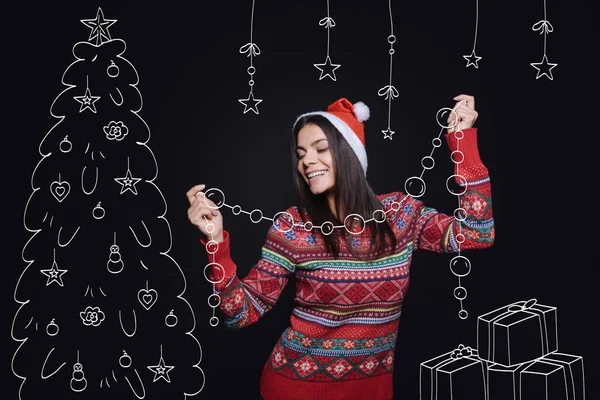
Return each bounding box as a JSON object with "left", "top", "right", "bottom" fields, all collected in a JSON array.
[
  {"left": 532, "top": 20, "right": 554, "bottom": 34},
  {"left": 319, "top": 17, "right": 336, "bottom": 28},
  {"left": 507, "top": 298, "right": 537, "bottom": 312},
  {"left": 450, "top": 344, "right": 473, "bottom": 359},
  {"left": 239, "top": 42, "right": 261, "bottom": 57},
  {"left": 377, "top": 85, "right": 399, "bottom": 100}
]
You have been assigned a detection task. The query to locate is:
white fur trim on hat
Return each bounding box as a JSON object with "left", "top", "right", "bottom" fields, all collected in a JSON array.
[
  {"left": 294, "top": 111, "right": 368, "bottom": 176},
  {"left": 353, "top": 102, "right": 370, "bottom": 123}
]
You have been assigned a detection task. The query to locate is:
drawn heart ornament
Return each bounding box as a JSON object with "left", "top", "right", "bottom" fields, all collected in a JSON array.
[
  {"left": 50, "top": 180, "right": 70, "bottom": 202},
  {"left": 137, "top": 288, "right": 158, "bottom": 310}
]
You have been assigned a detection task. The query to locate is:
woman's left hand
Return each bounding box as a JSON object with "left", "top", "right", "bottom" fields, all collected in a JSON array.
[{"left": 447, "top": 94, "right": 478, "bottom": 132}]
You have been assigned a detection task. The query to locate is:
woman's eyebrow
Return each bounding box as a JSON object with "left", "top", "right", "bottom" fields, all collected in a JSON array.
[{"left": 296, "top": 138, "right": 328, "bottom": 150}]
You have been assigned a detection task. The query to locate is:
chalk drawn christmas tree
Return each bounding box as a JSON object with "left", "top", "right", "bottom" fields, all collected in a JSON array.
[{"left": 12, "top": 7, "right": 204, "bottom": 399}]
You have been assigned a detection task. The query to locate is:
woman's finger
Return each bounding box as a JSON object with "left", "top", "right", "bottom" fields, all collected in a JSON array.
[
  {"left": 186, "top": 184, "right": 206, "bottom": 205},
  {"left": 453, "top": 94, "right": 475, "bottom": 110},
  {"left": 197, "top": 192, "right": 219, "bottom": 211},
  {"left": 191, "top": 209, "right": 215, "bottom": 226},
  {"left": 454, "top": 104, "right": 475, "bottom": 116}
]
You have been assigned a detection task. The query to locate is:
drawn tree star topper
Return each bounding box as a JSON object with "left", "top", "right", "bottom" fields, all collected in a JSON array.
[{"left": 80, "top": 7, "right": 117, "bottom": 45}]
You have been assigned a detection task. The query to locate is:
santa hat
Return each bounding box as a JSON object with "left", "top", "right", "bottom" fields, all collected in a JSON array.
[{"left": 294, "top": 98, "right": 370, "bottom": 176}]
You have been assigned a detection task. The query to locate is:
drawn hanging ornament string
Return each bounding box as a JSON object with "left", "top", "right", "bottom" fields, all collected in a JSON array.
[
  {"left": 438, "top": 109, "right": 471, "bottom": 319},
  {"left": 463, "top": 0, "right": 482, "bottom": 68},
  {"left": 530, "top": 0, "right": 557, "bottom": 80},
  {"left": 238, "top": 0, "right": 263, "bottom": 114},
  {"left": 199, "top": 210, "right": 225, "bottom": 328},
  {"left": 314, "top": 0, "right": 341, "bottom": 81},
  {"left": 377, "top": 0, "right": 399, "bottom": 140}
]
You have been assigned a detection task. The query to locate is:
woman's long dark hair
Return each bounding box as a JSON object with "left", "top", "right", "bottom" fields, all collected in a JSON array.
[{"left": 291, "top": 114, "right": 397, "bottom": 259}]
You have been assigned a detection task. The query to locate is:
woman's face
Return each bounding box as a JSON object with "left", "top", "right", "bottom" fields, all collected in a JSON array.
[{"left": 296, "top": 123, "right": 335, "bottom": 196}]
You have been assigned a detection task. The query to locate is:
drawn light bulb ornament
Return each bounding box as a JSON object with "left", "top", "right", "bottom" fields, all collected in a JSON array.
[
  {"left": 107, "top": 60, "right": 119, "bottom": 78},
  {"left": 107, "top": 243, "right": 124, "bottom": 274},
  {"left": 165, "top": 310, "right": 178, "bottom": 327},
  {"left": 60, "top": 135, "right": 72, "bottom": 153},
  {"left": 93, "top": 202, "right": 105, "bottom": 219},
  {"left": 46, "top": 319, "right": 59, "bottom": 336},
  {"left": 119, "top": 350, "right": 132, "bottom": 368}
]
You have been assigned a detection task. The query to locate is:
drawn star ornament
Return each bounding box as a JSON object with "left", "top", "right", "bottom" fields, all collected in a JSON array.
[
  {"left": 238, "top": 91, "right": 262, "bottom": 115},
  {"left": 114, "top": 169, "right": 142, "bottom": 195},
  {"left": 147, "top": 353, "right": 174, "bottom": 382},
  {"left": 530, "top": 17, "right": 557, "bottom": 80},
  {"left": 40, "top": 260, "right": 68, "bottom": 287},
  {"left": 463, "top": 50, "right": 482, "bottom": 69},
  {"left": 314, "top": 55, "right": 341, "bottom": 81},
  {"left": 530, "top": 54, "right": 557, "bottom": 80},
  {"left": 80, "top": 7, "right": 117, "bottom": 45},
  {"left": 382, "top": 129, "right": 395, "bottom": 140},
  {"left": 73, "top": 85, "right": 100, "bottom": 113}
]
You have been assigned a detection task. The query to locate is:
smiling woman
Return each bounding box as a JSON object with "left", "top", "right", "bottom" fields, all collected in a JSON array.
[
  {"left": 291, "top": 100, "right": 397, "bottom": 259},
  {"left": 186, "top": 95, "right": 495, "bottom": 400}
]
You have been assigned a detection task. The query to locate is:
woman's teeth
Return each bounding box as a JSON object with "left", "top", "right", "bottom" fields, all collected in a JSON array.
[{"left": 308, "top": 170, "right": 327, "bottom": 179}]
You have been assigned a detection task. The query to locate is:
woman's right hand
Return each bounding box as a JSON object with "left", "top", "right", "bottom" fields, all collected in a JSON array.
[{"left": 186, "top": 184, "right": 224, "bottom": 242}]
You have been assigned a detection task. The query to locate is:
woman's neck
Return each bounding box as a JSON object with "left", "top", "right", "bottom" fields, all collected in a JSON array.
[{"left": 327, "top": 193, "right": 344, "bottom": 221}]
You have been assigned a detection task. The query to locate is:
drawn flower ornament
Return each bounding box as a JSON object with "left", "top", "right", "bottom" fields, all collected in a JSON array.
[
  {"left": 104, "top": 120, "right": 129, "bottom": 141},
  {"left": 80, "top": 306, "right": 106, "bottom": 327}
]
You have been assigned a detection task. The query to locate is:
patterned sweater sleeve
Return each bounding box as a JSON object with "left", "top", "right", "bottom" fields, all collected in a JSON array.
[
  {"left": 411, "top": 128, "right": 495, "bottom": 253},
  {"left": 199, "top": 210, "right": 297, "bottom": 329}
]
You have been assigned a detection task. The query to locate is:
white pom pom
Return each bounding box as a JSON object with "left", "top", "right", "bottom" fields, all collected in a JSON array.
[{"left": 353, "top": 101, "right": 370, "bottom": 122}]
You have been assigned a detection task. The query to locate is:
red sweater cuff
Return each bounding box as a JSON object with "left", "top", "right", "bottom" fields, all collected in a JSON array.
[
  {"left": 444, "top": 127, "right": 483, "bottom": 167},
  {"left": 199, "top": 230, "right": 236, "bottom": 290},
  {"left": 200, "top": 229, "right": 231, "bottom": 258}
]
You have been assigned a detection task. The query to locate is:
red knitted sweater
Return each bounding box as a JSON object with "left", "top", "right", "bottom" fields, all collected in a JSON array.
[{"left": 200, "top": 128, "right": 494, "bottom": 400}]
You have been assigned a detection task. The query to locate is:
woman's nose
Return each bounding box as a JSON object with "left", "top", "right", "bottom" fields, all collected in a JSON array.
[{"left": 302, "top": 152, "right": 317, "bottom": 166}]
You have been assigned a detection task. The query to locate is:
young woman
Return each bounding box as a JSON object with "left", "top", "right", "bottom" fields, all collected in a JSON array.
[{"left": 186, "top": 95, "right": 494, "bottom": 400}]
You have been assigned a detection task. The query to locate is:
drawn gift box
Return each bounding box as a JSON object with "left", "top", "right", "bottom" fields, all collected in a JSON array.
[
  {"left": 420, "top": 344, "right": 487, "bottom": 400},
  {"left": 487, "top": 361, "right": 533, "bottom": 400},
  {"left": 487, "top": 353, "right": 585, "bottom": 400},
  {"left": 477, "top": 299, "right": 558, "bottom": 367}
]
